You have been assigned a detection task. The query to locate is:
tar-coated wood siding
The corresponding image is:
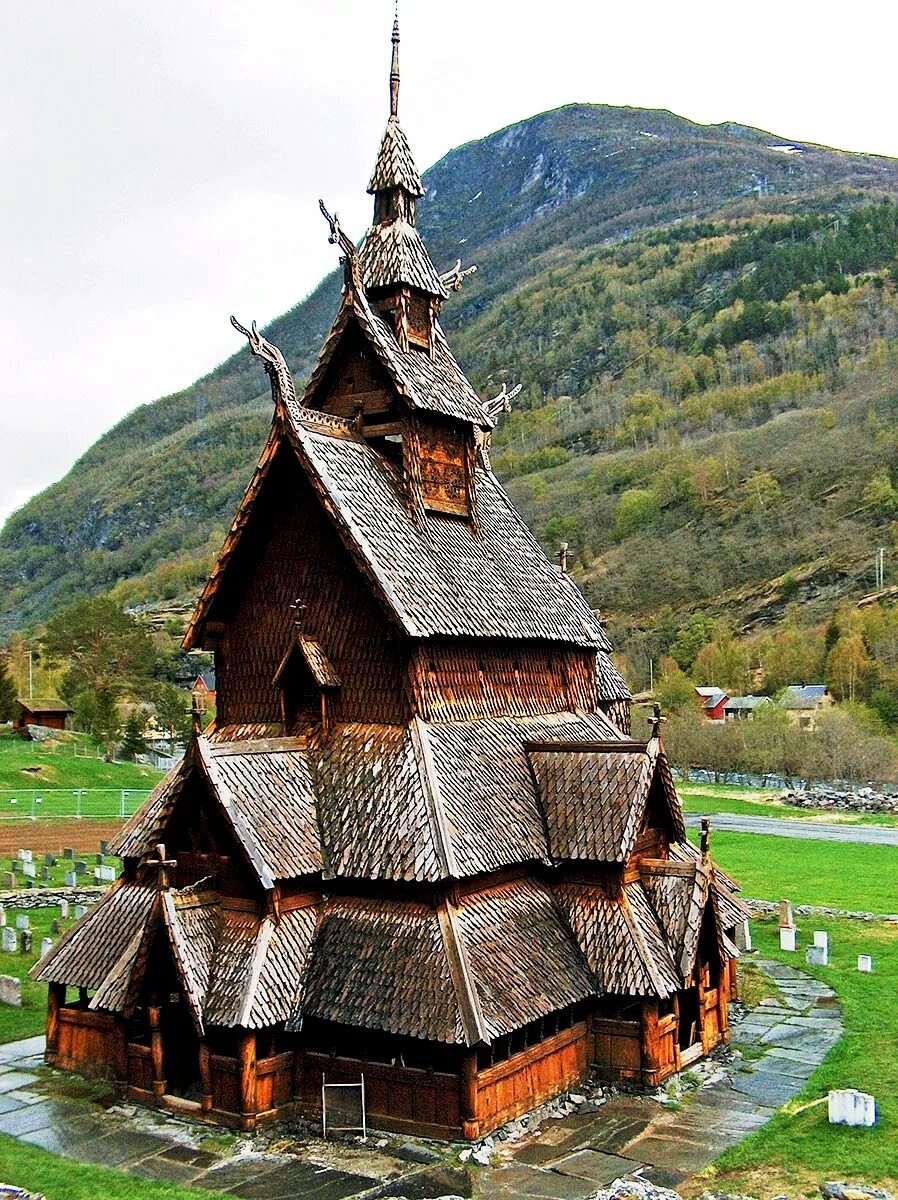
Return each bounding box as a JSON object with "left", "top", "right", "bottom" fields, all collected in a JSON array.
[
  {"left": 214, "top": 450, "right": 407, "bottom": 728},
  {"left": 410, "top": 641, "right": 598, "bottom": 721}
]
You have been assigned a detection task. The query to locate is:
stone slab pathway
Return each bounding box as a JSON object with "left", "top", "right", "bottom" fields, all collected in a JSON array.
[{"left": 0, "top": 960, "right": 841, "bottom": 1200}]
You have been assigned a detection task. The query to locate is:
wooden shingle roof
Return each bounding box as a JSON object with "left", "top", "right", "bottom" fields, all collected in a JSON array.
[
  {"left": 367, "top": 116, "right": 424, "bottom": 196},
  {"left": 359, "top": 219, "right": 447, "bottom": 297}
]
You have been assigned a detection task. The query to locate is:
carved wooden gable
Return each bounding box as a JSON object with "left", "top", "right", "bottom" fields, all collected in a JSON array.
[{"left": 416, "top": 415, "right": 469, "bottom": 516}]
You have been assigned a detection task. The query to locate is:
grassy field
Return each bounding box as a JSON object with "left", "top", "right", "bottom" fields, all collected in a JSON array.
[
  {"left": 695, "top": 914, "right": 898, "bottom": 1198},
  {"left": 0, "top": 1135, "right": 223, "bottom": 1200},
  {"left": 678, "top": 781, "right": 898, "bottom": 827},
  {"left": 706, "top": 831, "right": 898, "bottom": 913},
  {"left": 0, "top": 728, "right": 162, "bottom": 807}
]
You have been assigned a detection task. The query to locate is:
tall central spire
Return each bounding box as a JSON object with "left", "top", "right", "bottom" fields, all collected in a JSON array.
[{"left": 390, "top": 16, "right": 401, "bottom": 118}]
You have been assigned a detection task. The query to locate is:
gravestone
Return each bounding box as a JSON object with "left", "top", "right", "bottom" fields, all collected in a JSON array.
[
  {"left": 74, "top": 905, "right": 87, "bottom": 919},
  {"left": 100, "top": 840, "right": 109, "bottom": 855},
  {"left": 24, "top": 880, "right": 33, "bottom": 889},
  {"left": 64, "top": 871, "right": 77, "bottom": 888},
  {"left": 59, "top": 898, "right": 69, "bottom": 919},
  {"left": 63, "top": 847, "right": 74, "bottom": 860},
  {"left": 17, "top": 849, "right": 32, "bottom": 864},
  {"left": 0, "top": 975, "right": 21, "bottom": 1006},
  {"left": 40, "top": 866, "right": 51, "bottom": 882},
  {"left": 44, "top": 853, "right": 56, "bottom": 867},
  {"left": 735, "top": 918, "right": 752, "bottom": 952},
  {"left": 22, "top": 862, "right": 35, "bottom": 879},
  {"left": 50, "top": 919, "right": 61, "bottom": 935},
  {"left": 858, "top": 955, "right": 874, "bottom": 973},
  {"left": 814, "top": 930, "right": 829, "bottom": 949},
  {"left": 778, "top": 899, "right": 794, "bottom": 928},
  {"left": 8, "top": 860, "right": 17, "bottom": 874},
  {"left": 15, "top": 915, "right": 29, "bottom": 931},
  {"left": 74, "top": 861, "right": 87, "bottom": 875},
  {"left": 98, "top": 865, "right": 116, "bottom": 882},
  {"left": 0, "top": 908, "right": 5, "bottom": 927},
  {"left": 806, "top": 945, "right": 828, "bottom": 966},
  {"left": 96, "top": 853, "right": 104, "bottom": 866},
  {"left": 40, "top": 938, "right": 52, "bottom": 958},
  {"left": 0, "top": 874, "right": 13, "bottom": 890},
  {"left": 1, "top": 928, "right": 15, "bottom": 953},
  {"left": 780, "top": 926, "right": 797, "bottom": 952},
  {"left": 20, "top": 930, "right": 32, "bottom": 954},
  {"left": 828, "top": 1088, "right": 876, "bottom": 1126}
]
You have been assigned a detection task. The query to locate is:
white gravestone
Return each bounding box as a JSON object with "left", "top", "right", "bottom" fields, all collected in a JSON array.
[
  {"left": 64, "top": 872, "right": 77, "bottom": 888},
  {"left": 0, "top": 975, "right": 21, "bottom": 1006},
  {"left": 17, "top": 849, "right": 32, "bottom": 863},
  {"left": 98, "top": 865, "right": 116, "bottom": 883},
  {"left": 828, "top": 1088, "right": 876, "bottom": 1127},
  {"left": 59, "top": 899, "right": 69, "bottom": 919},
  {"left": 15, "top": 915, "right": 29, "bottom": 931},
  {"left": 1, "top": 928, "right": 16, "bottom": 953},
  {"left": 858, "top": 955, "right": 874, "bottom": 973},
  {"left": 74, "top": 905, "right": 86, "bottom": 919},
  {"left": 806, "top": 945, "right": 828, "bottom": 966},
  {"left": 22, "top": 862, "right": 35, "bottom": 879},
  {"left": 780, "top": 926, "right": 797, "bottom": 952},
  {"left": 0, "top": 907, "right": 5, "bottom": 927},
  {"left": 40, "top": 938, "right": 53, "bottom": 958}
]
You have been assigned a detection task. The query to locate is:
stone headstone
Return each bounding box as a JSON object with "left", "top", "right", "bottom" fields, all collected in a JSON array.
[
  {"left": 780, "top": 926, "right": 797, "bottom": 952},
  {"left": 1, "top": 928, "right": 15, "bottom": 953},
  {"left": 96, "top": 853, "right": 104, "bottom": 866},
  {"left": 75, "top": 860, "right": 87, "bottom": 875},
  {"left": 0, "top": 974, "right": 20, "bottom": 1003},
  {"left": 735, "top": 918, "right": 752, "bottom": 952},
  {"left": 778, "top": 899, "right": 794, "bottom": 928},
  {"left": 814, "top": 930, "right": 829, "bottom": 950},
  {"left": 20, "top": 930, "right": 32, "bottom": 954},
  {"left": 50, "top": 919, "right": 61, "bottom": 935},
  {"left": 74, "top": 905, "right": 87, "bottom": 919},
  {"left": 22, "top": 862, "right": 35, "bottom": 879},
  {"left": 59, "top": 898, "right": 69, "bottom": 919},
  {"left": 40, "top": 938, "right": 52, "bottom": 958},
  {"left": 828, "top": 1088, "right": 876, "bottom": 1126},
  {"left": 100, "top": 840, "right": 109, "bottom": 855},
  {"left": 63, "top": 847, "right": 74, "bottom": 860},
  {"left": 0, "top": 907, "right": 5, "bottom": 927},
  {"left": 40, "top": 866, "right": 51, "bottom": 882},
  {"left": 806, "top": 944, "right": 828, "bottom": 966},
  {"left": 858, "top": 955, "right": 874, "bottom": 973},
  {"left": 98, "top": 865, "right": 116, "bottom": 882},
  {"left": 15, "top": 915, "right": 29, "bottom": 931},
  {"left": 0, "top": 974, "right": 21, "bottom": 1007},
  {"left": 0, "top": 874, "right": 13, "bottom": 890},
  {"left": 64, "top": 871, "right": 77, "bottom": 888},
  {"left": 24, "top": 880, "right": 33, "bottom": 890},
  {"left": 17, "top": 849, "right": 32, "bottom": 864},
  {"left": 44, "top": 853, "right": 56, "bottom": 867}
]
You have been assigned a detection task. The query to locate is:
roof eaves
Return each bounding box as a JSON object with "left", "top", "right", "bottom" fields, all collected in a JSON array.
[
  {"left": 437, "top": 899, "right": 489, "bottom": 1047},
  {"left": 196, "top": 738, "right": 276, "bottom": 890}
]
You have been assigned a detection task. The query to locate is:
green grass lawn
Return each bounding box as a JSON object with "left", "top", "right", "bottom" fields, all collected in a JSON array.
[
  {"left": 696, "top": 914, "right": 898, "bottom": 1198},
  {"left": 706, "top": 831, "right": 898, "bottom": 913},
  {"left": 0, "top": 1135, "right": 222, "bottom": 1200},
  {"left": 0, "top": 729, "right": 162, "bottom": 819},
  {"left": 678, "top": 782, "right": 898, "bottom": 827}
]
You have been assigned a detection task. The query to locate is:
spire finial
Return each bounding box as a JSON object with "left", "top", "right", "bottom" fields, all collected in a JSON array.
[{"left": 390, "top": 7, "right": 401, "bottom": 118}]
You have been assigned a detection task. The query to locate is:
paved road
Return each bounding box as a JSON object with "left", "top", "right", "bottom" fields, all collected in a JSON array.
[{"left": 684, "top": 811, "right": 898, "bottom": 845}]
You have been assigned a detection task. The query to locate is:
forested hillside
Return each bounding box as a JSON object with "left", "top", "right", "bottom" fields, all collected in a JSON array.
[{"left": 4, "top": 102, "right": 898, "bottom": 653}]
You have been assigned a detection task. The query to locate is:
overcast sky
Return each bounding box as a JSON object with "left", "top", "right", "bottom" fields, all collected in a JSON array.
[{"left": 2, "top": 0, "right": 896, "bottom": 528}]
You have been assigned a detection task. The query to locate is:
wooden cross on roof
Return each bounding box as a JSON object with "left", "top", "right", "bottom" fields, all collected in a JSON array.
[
  {"left": 647, "top": 702, "right": 667, "bottom": 739},
  {"left": 148, "top": 843, "right": 177, "bottom": 890}
]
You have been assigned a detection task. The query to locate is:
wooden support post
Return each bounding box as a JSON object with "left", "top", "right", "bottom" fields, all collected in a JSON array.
[
  {"left": 199, "top": 1041, "right": 213, "bottom": 1114},
  {"left": 460, "top": 1051, "right": 479, "bottom": 1141},
  {"left": 641, "top": 1001, "right": 661, "bottom": 1087},
  {"left": 148, "top": 1005, "right": 166, "bottom": 1102},
  {"left": 46, "top": 982, "right": 64, "bottom": 1062},
  {"left": 78, "top": 986, "right": 89, "bottom": 1009},
  {"left": 698, "top": 966, "right": 710, "bottom": 1055},
  {"left": 239, "top": 1030, "right": 257, "bottom": 1130},
  {"left": 672, "top": 993, "right": 682, "bottom": 1072}
]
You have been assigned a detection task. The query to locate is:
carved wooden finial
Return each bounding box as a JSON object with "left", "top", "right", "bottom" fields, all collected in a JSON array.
[
  {"left": 700, "top": 818, "right": 711, "bottom": 859},
  {"left": 439, "top": 259, "right": 478, "bottom": 293},
  {"left": 558, "top": 543, "right": 569, "bottom": 574},
  {"left": 647, "top": 702, "right": 667, "bottom": 739},
  {"left": 190, "top": 695, "right": 203, "bottom": 737},
  {"left": 289, "top": 598, "right": 307, "bottom": 631},
  {"left": 149, "top": 843, "right": 177, "bottom": 891},
  {"left": 390, "top": 10, "right": 401, "bottom": 118}
]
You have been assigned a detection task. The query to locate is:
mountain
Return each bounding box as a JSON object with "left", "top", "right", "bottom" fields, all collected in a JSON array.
[{"left": 4, "top": 102, "right": 898, "bottom": 649}]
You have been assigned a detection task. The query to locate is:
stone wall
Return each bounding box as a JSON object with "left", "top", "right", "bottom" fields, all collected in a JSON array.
[
  {"left": 783, "top": 786, "right": 898, "bottom": 814},
  {"left": 0, "top": 887, "right": 104, "bottom": 911}
]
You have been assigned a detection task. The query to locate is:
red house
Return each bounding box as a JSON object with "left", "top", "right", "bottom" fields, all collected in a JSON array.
[
  {"left": 14, "top": 697, "right": 74, "bottom": 733},
  {"left": 694, "top": 687, "right": 728, "bottom": 722}
]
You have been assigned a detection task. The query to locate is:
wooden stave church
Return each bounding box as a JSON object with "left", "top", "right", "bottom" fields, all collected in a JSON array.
[{"left": 32, "top": 21, "right": 749, "bottom": 1141}]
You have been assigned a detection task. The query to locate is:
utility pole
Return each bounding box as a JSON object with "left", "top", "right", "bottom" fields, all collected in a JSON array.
[
  {"left": 880, "top": 547, "right": 886, "bottom": 591},
  {"left": 649, "top": 659, "right": 654, "bottom": 692},
  {"left": 27, "top": 651, "right": 33, "bottom": 701}
]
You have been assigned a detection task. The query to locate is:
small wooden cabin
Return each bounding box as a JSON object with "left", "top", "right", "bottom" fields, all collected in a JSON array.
[
  {"left": 14, "top": 697, "right": 73, "bottom": 733},
  {"left": 32, "top": 20, "right": 748, "bottom": 1140}
]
